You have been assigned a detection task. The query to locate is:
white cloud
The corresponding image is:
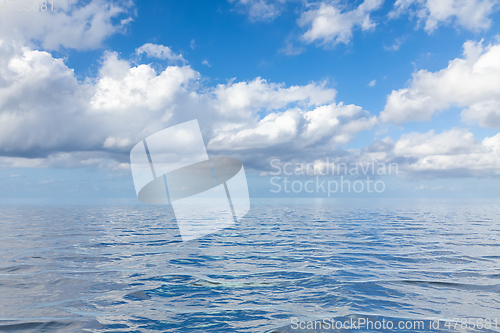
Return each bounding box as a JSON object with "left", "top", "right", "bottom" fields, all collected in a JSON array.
[
  {"left": 298, "top": 0, "right": 383, "bottom": 46},
  {"left": 380, "top": 40, "right": 500, "bottom": 126},
  {"left": 383, "top": 35, "right": 407, "bottom": 51},
  {"left": 1, "top": 40, "right": 497, "bottom": 180},
  {"left": 0, "top": 42, "right": 198, "bottom": 162},
  {"left": 208, "top": 103, "right": 377, "bottom": 150},
  {"left": 0, "top": 45, "right": 94, "bottom": 154},
  {"left": 368, "top": 79, "right": 376, "bottom": 87},
  {"left": 0, "top": 39, "right": 373, "bottom": 170},
  {"left": 279, "top": 36, "right": 305, "bottom": 56},
  {"left": 0, "top": 0, "right": 133, "bottom": 50},
  {"left": 389, "top": 0, "right": 500, "bottom": 33},
  {"left": 230, "top": 0, "right": 383, "bottom": 49},
  {"left": 398, "top": 129, "right": 500, "bottom": 177},
  {"left": 393, "top": 128, "right": 479, "bottom": 157},
  {"left": 103, "top": 137, "right": 132, "bottom": 149},
  {"left": 135, "top": 43, "right": 186, "bottom": 63},
  {"left": 229, "top": 0, "right": 288, "bottom": 21},
  {"left": 461, "top": 100, "right": 500, "bottom": 128},
  {"left": 213, "top": 77, "right": 337, "bottom": 118},
  {"left": 92, "top": 51, "right": 198, "bottom": 113},
  {"left": 363, "top": 128, "right": 500, "bottom": 178},
  {"left": 202, "top": 60, "right": 211, "bottom": 67}
]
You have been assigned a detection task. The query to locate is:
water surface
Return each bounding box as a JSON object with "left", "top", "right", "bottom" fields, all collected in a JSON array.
[{"left": 0, "top": 198, "right": 499, "bottom": 332}]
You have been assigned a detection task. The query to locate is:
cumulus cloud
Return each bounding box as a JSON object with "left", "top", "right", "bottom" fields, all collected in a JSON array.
[
  {"left": 208, "top": 103, "right": 377, "bottom": 150},
  {"left": 461, "top": 100, "right": 500, "bottom": 128},
  {"left": 212, "top": 77, "right": 337, "bottom": 118},
  {"left": 393, "top": 128, "right": 479, "bottom": 157},
  {"left": 251, "top": 126, "right": 500, "bottom": 179},
  {"left": 135, "top": 43, "right": 186, "bottom": 64},
  {"left": 0, "top": 43, "right": 197, "bottom": 163},
  {"left": 0, "top": 0, "right": 133, "bottom": 50},
  {"left": 297, "top": 0, "right": 383, "bottom": 46},
  {"left": 389, "top": 0, "right": 500, "bottom": 33},
  {"left": 380, "top": 40, "right": 500, "bottom": 126},
  {"left": 0, "top": 46, "right": 94, "bottom": 156},
  {"left": 0, "top": 39, "right": 373, "bottom": 170},
  {"left": 229, "top": 0, "right": 288, "bottom": 21},
  {"left": 230, "top": 0, "right": 383, "bottom": 49},
  {"left": 92, "top": 51, "right": 198, "bottom": 113},
  {"left": 363, "top": 128, "right": 500, "bottom": 178},
  {"left": 1, "top": 38, "right": 497, "bottom": 180}
]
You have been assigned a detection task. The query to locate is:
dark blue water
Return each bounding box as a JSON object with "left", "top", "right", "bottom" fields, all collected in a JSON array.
[{"left": 0, "top": 198, "right": 499, "bottom": 332}]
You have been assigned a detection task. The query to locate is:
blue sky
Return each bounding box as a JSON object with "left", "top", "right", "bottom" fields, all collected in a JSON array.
[{"left": 0, "top": 0, "right": 499, "bottom": 199}]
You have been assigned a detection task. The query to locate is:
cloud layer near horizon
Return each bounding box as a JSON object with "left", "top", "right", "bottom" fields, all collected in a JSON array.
[
  {"left": 1, "top": 37, "right": 499, "bottom": 179},
  {"left": 0, "top": 0, "right": 499, "bottom": 181}
]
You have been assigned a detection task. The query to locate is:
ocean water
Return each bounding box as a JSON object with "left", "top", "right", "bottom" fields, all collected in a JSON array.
[{"left": 0, "top": 198, "right": 499, "bottom": 332}]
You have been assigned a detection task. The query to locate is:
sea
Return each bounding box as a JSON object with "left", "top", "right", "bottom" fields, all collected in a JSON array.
[{"left": 0, "top": 198, "right": 499, "bottom": 332}]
